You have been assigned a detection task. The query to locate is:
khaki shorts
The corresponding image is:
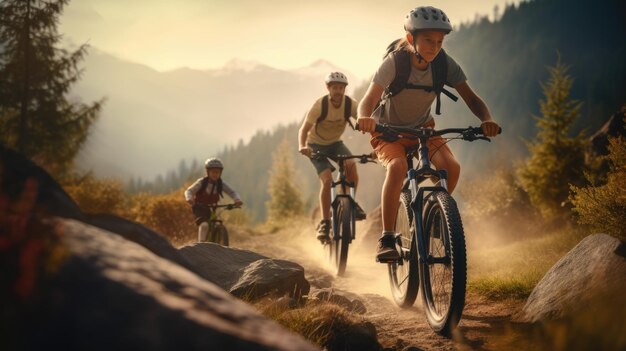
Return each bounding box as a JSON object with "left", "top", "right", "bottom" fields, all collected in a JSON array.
[
  {"left": 370, "top": 119, "right": 452, "bottom": 167},
  {"left": 308, "top": 141, "right": 353, "bottom": 174}
]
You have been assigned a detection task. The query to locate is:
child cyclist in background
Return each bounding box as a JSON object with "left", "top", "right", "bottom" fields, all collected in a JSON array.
[
  {"left": 184, "top": 158, "right": 243, "bottom": 242},
  {"left": 357, "top": 6, "right": 500, "bottom": 262}
]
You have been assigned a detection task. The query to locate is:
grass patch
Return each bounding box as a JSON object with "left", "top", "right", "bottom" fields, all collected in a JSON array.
[
  {"left": 467, "top": 224, "right": 589, "bottom": 300},
  {"left": 255, "top": 299, "right": 379, "bottom": 350}
]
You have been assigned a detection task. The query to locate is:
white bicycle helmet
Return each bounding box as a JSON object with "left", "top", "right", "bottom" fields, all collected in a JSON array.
[
  {"left": 204, "top": 157, "right": 223, "bottom": 169},
  {"left": 325, "top": 72, "right": 348, "bottom": 85},
  {"left": 404, "top": 6, "right": 452, "bottom": 34}
]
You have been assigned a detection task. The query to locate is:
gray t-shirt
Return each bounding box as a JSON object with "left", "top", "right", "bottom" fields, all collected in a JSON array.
[{"left": 372, "top": 52, "right": 467, "bottom": 127}]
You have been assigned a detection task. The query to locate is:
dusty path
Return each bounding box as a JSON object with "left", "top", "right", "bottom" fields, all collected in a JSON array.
[{"left": 230, "top": 224, "right": 541, "bottom": 351}]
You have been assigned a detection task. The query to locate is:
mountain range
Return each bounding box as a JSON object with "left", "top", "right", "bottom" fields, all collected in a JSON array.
[{"left": 72, "top": 52, "right": 362, "bottom": 179}]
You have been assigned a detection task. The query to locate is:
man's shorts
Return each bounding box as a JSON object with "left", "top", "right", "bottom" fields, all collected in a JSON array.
[
  {"left": 308, "top": 141, "right": 353, "bottom": 174},
  {"left": 370, "top": 118, "right": 451, "bottom": 167}
]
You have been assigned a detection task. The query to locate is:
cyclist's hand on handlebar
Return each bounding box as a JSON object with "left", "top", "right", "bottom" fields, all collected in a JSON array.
[
  {"left": 481, "top": 120, "right": 500, "bottom": 137},
  {"left": 356, "top": 117, "right": 376, "bottom": 134},
  {"left": 299, "top": 146, "right": 312, "bottom": 158}
]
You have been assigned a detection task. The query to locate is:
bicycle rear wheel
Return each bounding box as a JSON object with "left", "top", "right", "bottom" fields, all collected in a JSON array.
[
  {"left": 420, "top": 190, "right": 466, "bottom": 335},
  {"left": 212, "top": 224, "right": 230, "bottom": 247},
  {"left": 388, "top": 190, "right": 419, "bottom": 307},
  {"left": 328, "top": 197, "right": 352, "bottom": 276}
]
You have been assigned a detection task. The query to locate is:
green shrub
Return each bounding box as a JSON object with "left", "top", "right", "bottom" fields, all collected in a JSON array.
[{"left": 570, "top": 135, "right": 626, "bottom": 240}]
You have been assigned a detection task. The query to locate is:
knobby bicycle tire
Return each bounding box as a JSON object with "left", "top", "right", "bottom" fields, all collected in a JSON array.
[
  {"left": 330, "top": 197, "right": 352, "bottom": 276},
  {"left": 420, "top": 190, "right": 466, "bottom": 335},
  {"left": 212, "top": 224, "right": 229, "bottom": 247},
  {"left": 388, "top": 189, "right": 419, "bottom": 307}
]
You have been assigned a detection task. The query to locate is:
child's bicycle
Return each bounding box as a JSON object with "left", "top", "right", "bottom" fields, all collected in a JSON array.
[
  {"left": 199, "top": 203, "right": 240, "bottom": 246},
  {"left": 370, "top": 123, "right": 500, "bottom": 335},
  {"left": 311, "top": 151, "right": 376, "bottom": 276}
]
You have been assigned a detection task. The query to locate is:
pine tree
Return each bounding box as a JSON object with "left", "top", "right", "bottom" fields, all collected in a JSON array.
[
  {"left": 266, "top": 138, "right": 303, "bottom": 222},
  {"left": 0, "top": 0, "right": 102, "bottom": 175},
  {"left": 517, "top": 57, "right": 587, "bottom": 219}
]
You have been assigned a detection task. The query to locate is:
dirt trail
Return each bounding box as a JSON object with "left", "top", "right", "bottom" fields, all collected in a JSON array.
[{"left": 231, "top": 225, "right": 539, "bottom": 351}]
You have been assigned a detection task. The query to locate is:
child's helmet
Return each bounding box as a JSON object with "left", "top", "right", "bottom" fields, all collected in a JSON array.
[
  {"left": 404, "top": 6, "right": 452, "bottom": 34},
  {"left": 204, "top": 158, "right": 224, "bottom": 169},
  {"left": 325, "top": 72, "right": 349, "bottom": 85}
]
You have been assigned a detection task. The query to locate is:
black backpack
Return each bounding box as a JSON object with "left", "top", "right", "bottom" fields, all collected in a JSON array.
[
  {"left": 382, "top": 39, "right": 458, "bottom": 115},
  {"left": 314, "top": 95, "right": 354, "bottom": 137}
]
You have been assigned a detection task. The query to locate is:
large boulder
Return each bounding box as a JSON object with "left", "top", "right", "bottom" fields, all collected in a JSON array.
[
  {"left": 86, "top": 213, "right": 198, "bottom": 273},
  {"left": 516, "top": 233, "right": 626, "bottom": 323},
  {"left": 179, "top": 244, "right": 310, "bottom": 300},
  {"left": 0, "top": 144, "right": 84, "bottom": 220},
  {"left": 3, "top": 217, "right": 318, "bottom": 351}
]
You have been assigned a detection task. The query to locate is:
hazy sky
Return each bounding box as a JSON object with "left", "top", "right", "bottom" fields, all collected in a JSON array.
[{"left": 61, "top": 0, "right": 523, "bottom": 79}]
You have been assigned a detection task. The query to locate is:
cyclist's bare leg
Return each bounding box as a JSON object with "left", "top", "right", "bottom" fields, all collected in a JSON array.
[
  {"left": 198, "top": 222, "right": 209, "bottom": 242},
  {"left": 381, "top": 157, "right": 408, "bottom": 231},
  {"left": 344, "top": 159, "right": 359, "bottom": 194},
  {"left": 428, "top": 140, "right": 460, "bottom": 193},
  {"left": 319, "top": 169, "right": 333, "bottom": 220}
]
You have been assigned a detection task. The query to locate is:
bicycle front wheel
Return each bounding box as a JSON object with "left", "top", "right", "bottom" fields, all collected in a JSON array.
[
  {"left": 388, "top": 190, "right": 419, "bottom": 307},
  {"left": 420, "top": 190, "right": 466, "bottom": 335},
  {"left": 328, "top": 197, "right": 352, "bottom": 276},
  {"left": 212, "top": 224, "right": 230, "bottom": 247}
]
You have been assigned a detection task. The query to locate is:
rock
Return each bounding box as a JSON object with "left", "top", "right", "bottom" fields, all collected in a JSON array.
[
  {"left": 311, "top": 288, "right": 368, "bottom": 314},
  {"left": 0, "top": 144, "right": 84, "bottom": 220},
  {"left": 4, "top": 217, "right": 318, "bottom": 351},
  {"left": 516, "top": 233, "right": 626, "bottom": 323},
  {"left": 86, "top": 213, "right": 198, "bottom": 273},
  {"left": 179, "top": 243, "right": 310, "bottom": 300}
]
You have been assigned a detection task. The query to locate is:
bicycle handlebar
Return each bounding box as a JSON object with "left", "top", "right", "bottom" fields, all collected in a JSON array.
[
  {"left": 310, "top": 151, "right": 377, "bottom": 164},
  {"left": 360, "top": 123, "right": 502, "bottom": 143},
  {"left": 197, "top": 203, "right": 241, "bottom": 210}
]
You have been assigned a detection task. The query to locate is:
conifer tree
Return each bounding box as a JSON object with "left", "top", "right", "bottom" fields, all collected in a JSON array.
[
  {"left": 0, "top": 0, "right": 102, "bottom": 175},
  {"left": 266, "top": 138, "right": 303, "bottom": 222},
  {"left": 517, "top": 58, "right": 587, "bottom": 219}
]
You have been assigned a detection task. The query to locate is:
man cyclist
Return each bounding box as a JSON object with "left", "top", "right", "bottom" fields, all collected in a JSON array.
[{"left": 298, "top": 72, "right": 367, "bottom": 242}]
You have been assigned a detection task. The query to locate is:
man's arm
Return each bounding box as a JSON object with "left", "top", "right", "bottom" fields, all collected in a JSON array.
[{"left": 298, "top": 120, "right": 314, "bottom": 157}]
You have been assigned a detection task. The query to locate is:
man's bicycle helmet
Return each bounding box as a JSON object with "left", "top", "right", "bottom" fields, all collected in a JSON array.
[{"left": 325, "top": 72, "right": 349, "bottom": 85}]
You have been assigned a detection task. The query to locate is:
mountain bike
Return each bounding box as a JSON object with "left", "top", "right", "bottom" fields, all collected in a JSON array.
[
  {"left": 199, "top": 203, "right": 240, "bottom": 246},
  {"left": 372, "top": 123, "right": 500, "bottom": 335},
  {"left": 311, "top": 152, "right": 376, "bottom": 276}
]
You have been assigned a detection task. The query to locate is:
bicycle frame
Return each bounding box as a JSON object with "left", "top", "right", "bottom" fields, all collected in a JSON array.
[
  {"left": 330, "top": 159, "right": 357, "bottom": 242},
  {"left": 403, "top": 133, "right": 449, "bottom": 265}
]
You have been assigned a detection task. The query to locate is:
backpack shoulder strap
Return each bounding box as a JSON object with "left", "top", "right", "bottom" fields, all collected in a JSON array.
[
  {"left": 343, "top": 96, "right": 355, "bottom": 130},
  {"left": 430, "top": 49, "right": 458, "bottom": 115},
  {"left": 316, "top": 95, "right": 329, "bottom": 124},
  {"left": 197, "top": 176, "right": 209, "bottom": 195},
  {"left": 387, "top": 50, "right": 412, "bottom": 97}
]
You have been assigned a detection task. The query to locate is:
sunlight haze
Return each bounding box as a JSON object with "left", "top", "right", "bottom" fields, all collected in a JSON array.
[{"left": 61, "top": 0, "right": 523, "bottom": 79}]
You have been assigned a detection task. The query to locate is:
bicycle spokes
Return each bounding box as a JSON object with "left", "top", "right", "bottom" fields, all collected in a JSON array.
[{"left": 427, "top": 211, "right": 452, "bottom": 318}]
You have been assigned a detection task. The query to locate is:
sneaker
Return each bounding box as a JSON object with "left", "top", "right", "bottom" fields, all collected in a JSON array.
[
  {"left": 355, "top": 202, "right": 367, "bottom": 221},
  {"left": 316, "top": 219, "right": 331, "bottom": 242},
  {"left": 376, "top": 234, "right": 400, "bottom": 262}
]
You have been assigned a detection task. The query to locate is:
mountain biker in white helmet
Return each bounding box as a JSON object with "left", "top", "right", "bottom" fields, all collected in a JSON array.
[
  {"left": 357, "top": 6, "right": 500, "bottom": 262},
  {"left": 184, "top": 157, "right": 243, "bottom": 242},
  {"left": 298, "top": 72, "right": 368, "bottom": 242}
]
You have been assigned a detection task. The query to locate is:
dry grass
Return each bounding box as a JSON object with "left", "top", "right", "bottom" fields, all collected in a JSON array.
[{"left": 466, "top": 223, "right": 589, "bottom": 300}]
